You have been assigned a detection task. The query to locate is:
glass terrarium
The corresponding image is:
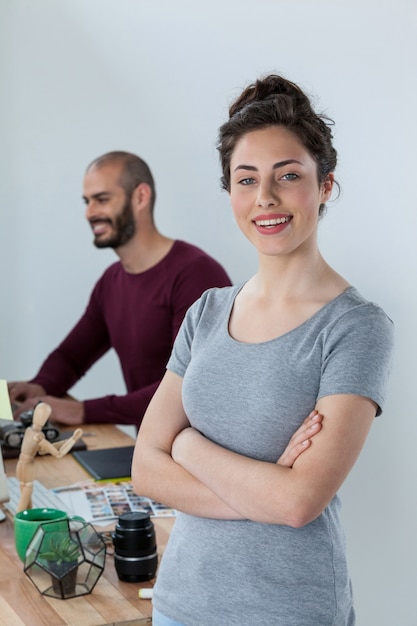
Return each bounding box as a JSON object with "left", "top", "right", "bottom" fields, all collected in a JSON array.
[{"left": 24, "top": 518, "right": 106, "bottom": 599}]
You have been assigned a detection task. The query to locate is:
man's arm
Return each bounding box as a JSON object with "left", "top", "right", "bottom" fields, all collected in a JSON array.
[
  {"left": 9, "top": 380, "right": 161, "bottom": 427},
  {"left": 82, "top": 381, "right": 161, "bottom": 425},
  {"left": 29, "top": 302, "right": 111, "bottom": 399},
  {"left": 10, "top": 254, "right": 231, "bottom": 427}
]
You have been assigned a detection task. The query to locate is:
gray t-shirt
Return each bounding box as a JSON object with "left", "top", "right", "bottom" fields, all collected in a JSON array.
[{"left": 153, "top": 285, "right": 394, "bottom": 626}]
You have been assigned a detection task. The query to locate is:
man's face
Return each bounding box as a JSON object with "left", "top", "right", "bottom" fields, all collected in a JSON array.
[{"left": 82, "top": 163, "right": 136, "bottom": 249}]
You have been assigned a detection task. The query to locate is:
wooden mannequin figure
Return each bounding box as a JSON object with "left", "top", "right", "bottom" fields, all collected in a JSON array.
[{"left": 16, "top": 402, "right": 83, "bottom": 513}]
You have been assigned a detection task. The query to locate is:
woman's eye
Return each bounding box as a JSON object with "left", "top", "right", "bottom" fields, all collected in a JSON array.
[
  {"left": 281, "top": 173, "right": 298, "bottom": 181},
  {"left": 239, "top": 177, "right": 256, "bottom": 185}
]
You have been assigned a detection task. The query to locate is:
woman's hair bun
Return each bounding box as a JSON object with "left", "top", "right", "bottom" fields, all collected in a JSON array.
[{"left": 229, "top": 75, "right": 310, "bottom": 119}]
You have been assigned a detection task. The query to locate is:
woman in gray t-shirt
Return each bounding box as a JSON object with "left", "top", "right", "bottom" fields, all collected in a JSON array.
[{"left": 132, "top": 74, "right": 394, "bottom": 626}]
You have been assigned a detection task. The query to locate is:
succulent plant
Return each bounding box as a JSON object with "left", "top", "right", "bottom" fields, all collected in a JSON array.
[{"left": 39, "top": 535, "right": 81, "bottom": 565}]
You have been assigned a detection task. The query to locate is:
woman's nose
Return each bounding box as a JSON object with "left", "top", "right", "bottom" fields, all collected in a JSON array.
[{"left": 256, "top": 181, "right": 278, "bottom": 208}]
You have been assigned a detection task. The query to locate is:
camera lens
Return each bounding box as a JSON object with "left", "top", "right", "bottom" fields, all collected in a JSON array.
[{"left": 112, "top": 512, "right": 158, "bottom": 582}]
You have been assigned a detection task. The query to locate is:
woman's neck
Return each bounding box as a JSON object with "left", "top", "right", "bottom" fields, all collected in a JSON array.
[{"left": 251, "top": 250, "right": 349, "bottom": 304}]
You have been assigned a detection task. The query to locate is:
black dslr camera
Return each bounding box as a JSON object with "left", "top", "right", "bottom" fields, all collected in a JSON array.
[{"left": 0, "top": 409, "right": 60, "bottom": 449}]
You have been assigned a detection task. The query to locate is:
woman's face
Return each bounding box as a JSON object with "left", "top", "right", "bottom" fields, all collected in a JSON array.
[{"left": 229, "top": 126, "right": 333, "bottom": 259}]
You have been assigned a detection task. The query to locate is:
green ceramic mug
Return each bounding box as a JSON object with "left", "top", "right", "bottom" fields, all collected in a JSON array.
[{"left": 14, "top": 508, "right": 83, "bottom": 562}]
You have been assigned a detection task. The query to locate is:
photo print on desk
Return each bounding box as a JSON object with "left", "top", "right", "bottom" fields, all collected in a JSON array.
[{"left": 52, "top": 481, "right": 176, "bottom": 525}]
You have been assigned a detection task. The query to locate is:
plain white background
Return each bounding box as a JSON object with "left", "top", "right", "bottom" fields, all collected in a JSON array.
[{"left": 1, "top": 1, "right": 416, "bottom": 624}]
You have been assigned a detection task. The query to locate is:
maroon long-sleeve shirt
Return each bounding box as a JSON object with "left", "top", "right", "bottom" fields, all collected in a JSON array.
[{"left": 31, "top": 241, "right": 231, "bottom": 426}]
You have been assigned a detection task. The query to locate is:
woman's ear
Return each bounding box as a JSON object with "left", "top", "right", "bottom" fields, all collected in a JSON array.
[{"left": 321, "top": 173, "right": 334, "bottom": 201}]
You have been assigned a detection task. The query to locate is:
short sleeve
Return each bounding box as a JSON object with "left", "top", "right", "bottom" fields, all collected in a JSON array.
[{"left": 318, "top": 304, "right": 394, "bottom": 415}]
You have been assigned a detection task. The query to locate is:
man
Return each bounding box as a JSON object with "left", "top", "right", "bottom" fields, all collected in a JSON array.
[{"left": 9, "top": 151, "right": 231, "bottom": 427}]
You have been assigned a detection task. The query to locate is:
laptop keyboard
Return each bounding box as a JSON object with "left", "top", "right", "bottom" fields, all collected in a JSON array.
[{"left": 5, "top": 477, "right": 69, "bottom": 516}]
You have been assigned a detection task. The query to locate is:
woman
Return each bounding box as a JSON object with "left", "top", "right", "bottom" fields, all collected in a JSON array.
[{"left": 132, "top": 74, "right": 394, "bottom": 625}]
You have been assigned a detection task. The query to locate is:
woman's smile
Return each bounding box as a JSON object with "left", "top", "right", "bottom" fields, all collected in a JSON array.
[{"left": 253, "top": 214, "right": 292, "bottom": 234}]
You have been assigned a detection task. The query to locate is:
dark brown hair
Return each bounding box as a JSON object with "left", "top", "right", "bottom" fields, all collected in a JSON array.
[{"left": 217, "top": 75, "right": 338, "bottom": 215}]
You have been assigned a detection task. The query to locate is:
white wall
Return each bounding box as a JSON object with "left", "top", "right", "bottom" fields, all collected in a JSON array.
[{"left": 1, "top": 1, "right": 416, "bottom": 623}]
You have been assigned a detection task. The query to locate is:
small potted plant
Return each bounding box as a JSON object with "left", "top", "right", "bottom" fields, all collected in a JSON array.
[
  {"left": 39, "top": 534, "right": 81, "bottom": 596},
  {"left": 25, "top": 520, "right": 106, "bottom": 599}
]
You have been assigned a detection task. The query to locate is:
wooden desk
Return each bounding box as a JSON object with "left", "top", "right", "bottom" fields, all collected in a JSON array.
[{"left": 0, "top": 425, "right": 174, "bottom": 626}]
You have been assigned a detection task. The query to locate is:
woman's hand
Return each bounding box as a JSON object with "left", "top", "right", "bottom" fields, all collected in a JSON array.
[
  {"left": 172, "top": 410, "right": 323, "bottom": 469},
  {"left": 277, "top": 410, "right": 323, "bottom": 467}
]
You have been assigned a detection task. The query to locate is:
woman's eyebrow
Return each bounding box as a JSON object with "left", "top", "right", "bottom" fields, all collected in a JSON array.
[{"left": 233, "top": 159, "right": 303, "bottom": 172}]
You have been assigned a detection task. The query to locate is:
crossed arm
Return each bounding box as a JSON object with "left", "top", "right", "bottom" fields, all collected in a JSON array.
[{"left": 132, "top": 370, "right": 376, "bottom": 527}]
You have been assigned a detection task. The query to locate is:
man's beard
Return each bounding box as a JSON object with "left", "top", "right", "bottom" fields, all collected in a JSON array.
[{"left": 93, "top": 197, "right": 136, "bottom": 249}]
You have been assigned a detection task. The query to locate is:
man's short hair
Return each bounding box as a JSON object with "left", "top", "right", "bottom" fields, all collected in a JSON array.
[{"left": 87, "top": 151, "right": 156, "bottom": 212}]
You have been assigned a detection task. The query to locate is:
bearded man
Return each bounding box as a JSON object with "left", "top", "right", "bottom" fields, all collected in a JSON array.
[{"left": 9, "top": 152, "right": 231, "bottom": 427}]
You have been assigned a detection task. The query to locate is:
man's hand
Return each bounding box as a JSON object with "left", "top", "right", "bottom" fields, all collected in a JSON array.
[
  {"left": 277, "top": 410, "right": 323, "bottom": 468},
  {"left": 8, "top": 381, "right": 46, "bottom": 405},
  {"left": 13, "top": 396, "right": 85, "bottom": 426}
]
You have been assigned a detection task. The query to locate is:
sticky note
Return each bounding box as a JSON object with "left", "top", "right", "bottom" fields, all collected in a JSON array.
[{"left": 0, "top": 379, "right": 13, "bottom": 421}]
